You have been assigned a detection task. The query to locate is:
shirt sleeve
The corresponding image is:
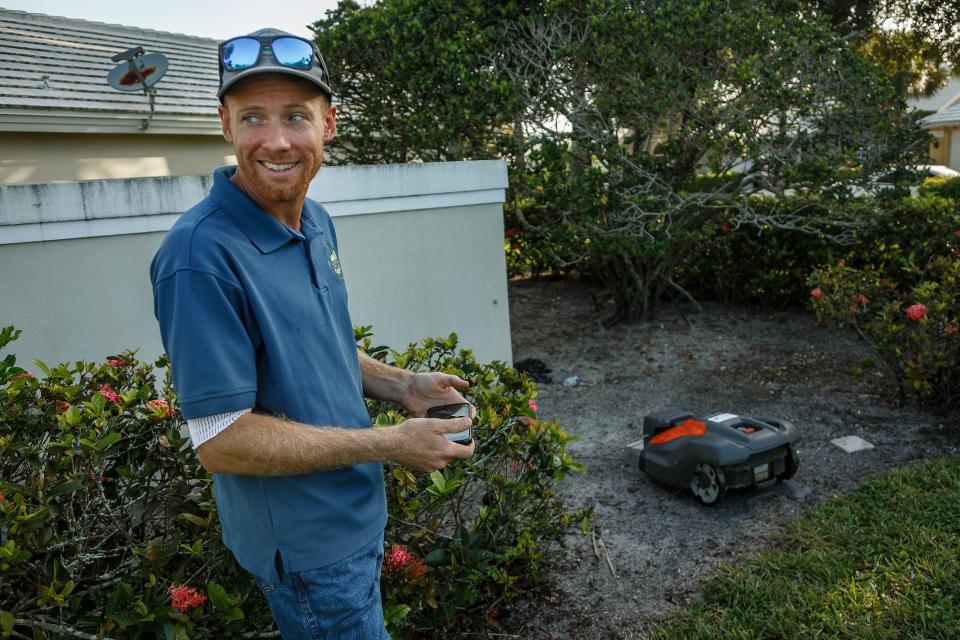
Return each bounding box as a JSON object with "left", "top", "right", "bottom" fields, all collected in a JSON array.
[
  {"left": 187, "top": 408, "right": 252, "bottom": 449},
  {"left": 153, "top": 268, "right": 260, "bottom": 419}
]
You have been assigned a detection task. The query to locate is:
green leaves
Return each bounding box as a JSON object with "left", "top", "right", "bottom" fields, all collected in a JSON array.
[
  {"left": 205, "top": 582, "right": 244, "bottom": 622},
  {"left": 367, "top": 330, "right": 588, "bottom": 635}
]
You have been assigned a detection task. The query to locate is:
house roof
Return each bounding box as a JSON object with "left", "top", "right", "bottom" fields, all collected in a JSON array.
[
  {"left": 909, "top": 74, "right": 960, "bottom": 114},
  {"left": 923, "top": 103, "right": 960, "bottom": 128},
  {"left": 0, "top": 8, "right": 222, "bottom": 135}
]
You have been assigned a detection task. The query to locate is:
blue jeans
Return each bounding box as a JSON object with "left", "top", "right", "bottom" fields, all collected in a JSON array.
[{"left": 255, "top": 533, "right": 391, "bottom": 639}]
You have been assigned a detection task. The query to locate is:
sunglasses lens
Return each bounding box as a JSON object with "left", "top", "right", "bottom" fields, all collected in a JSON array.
[
  {"left": 222, "top": 38, "right": 261, "bottom": 71},
  {"left": 272, "top": 37, "right": 314, "bottom": 69}
]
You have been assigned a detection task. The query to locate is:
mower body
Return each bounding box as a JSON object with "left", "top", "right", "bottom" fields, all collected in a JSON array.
[{"left": 638, "top": 409, "right": 800, "bottom": 504}]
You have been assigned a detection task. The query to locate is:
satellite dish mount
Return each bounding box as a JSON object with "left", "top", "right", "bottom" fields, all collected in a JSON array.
[{"left": 107, "top": 46, "right": 169, "bottom": 131}]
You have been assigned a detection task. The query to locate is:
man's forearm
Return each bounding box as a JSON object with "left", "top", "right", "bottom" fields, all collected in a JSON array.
[
  {"left": 358, "top": 350, "right": 413, "bottom": 403},
  {"left": 197, "top": 411, "right": 398, "bottom": 476}
]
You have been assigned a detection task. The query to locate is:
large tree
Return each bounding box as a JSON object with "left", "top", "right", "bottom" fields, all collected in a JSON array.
[
  {"left": 811, "top": 0, "right": 960, "bottom": 99},
  {"left": 311, "top": 0, "right": 533, "bottom": 165},
  {"left": 503, "top": 0, "right": 927, "bottom": 321}
]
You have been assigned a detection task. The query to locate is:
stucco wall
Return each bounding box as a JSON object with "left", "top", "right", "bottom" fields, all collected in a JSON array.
[
  {"left": 0, "top": 161, "right": 511, "bottom": 369},
  {"left": 0, "top": 132, "right": 237, "bottom": 184}
]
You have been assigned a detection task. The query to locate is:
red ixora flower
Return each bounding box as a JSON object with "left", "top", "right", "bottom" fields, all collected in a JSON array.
[
  {"left": 857, "top": 294, "right": 869, "bottom": 305},
  {"left": 406, "top": 556, "right": 427, "bottom": 582},
  {"left": 719, "top": 222, "right": 730, "bottom": 234},
  {"left": 906, "top": 304, "right": 927, "bottom": 321},
  {"left": 98, "top": 384, "right": 121, "bottom": 404},
  {"left": 146, "top": 399, "right": 173, "bottom": 416},
  {"left": 10, "top": 371, "right": 35, "bottom": 381},
  {"left": 528, "top": 398, "right": 539, "bottom": 414},
  {"left": 945, "top": 324, "right": 959, "bottom": 335},
  {"left": 106, "top": 358, "right": 126, "bottom": 368},
  {"left": 810, "top": 288, "right": 823, "bottom": 300},
  {"left": 168, "top": 584, "right": 206, "bottom": 611},
  {"left": 383, "top": 545, "right": 414, "bottom": 573},
  {"left": 955, "top": 228, "right": 960, "bottom": 238},
  {"left": 56, "top": 401, "right": 71, "bottom": 414}
]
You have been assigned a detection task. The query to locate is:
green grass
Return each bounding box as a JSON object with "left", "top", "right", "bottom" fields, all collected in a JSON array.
[{"left": 650, "top": 456, "right": 960, "bottom": 640}]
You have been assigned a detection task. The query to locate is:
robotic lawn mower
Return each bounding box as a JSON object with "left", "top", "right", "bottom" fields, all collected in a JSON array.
[{"left": 638, "top": 409, "right": 800, "bottom": 505}]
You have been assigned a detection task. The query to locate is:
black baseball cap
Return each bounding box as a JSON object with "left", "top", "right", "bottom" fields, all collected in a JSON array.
[{"left": 217, "top": 28, "right": 333, "bottom": 101}]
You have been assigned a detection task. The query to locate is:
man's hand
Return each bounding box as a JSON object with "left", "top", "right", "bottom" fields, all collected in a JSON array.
[
  {"left": 390, "top": 416, "right": 476, "bottom": 471},
  {"left": 400, "top": 372, "right": 471, "bottom": 417}
]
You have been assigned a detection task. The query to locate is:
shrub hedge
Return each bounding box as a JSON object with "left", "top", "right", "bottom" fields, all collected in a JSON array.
[{"left": 0, "top": 327, "right": 586, "bottom": 639}]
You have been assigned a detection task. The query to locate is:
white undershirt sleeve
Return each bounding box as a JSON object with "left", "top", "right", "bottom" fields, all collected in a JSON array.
[{"left": 186, "top": 408, "right": 252, "bottom": 449}]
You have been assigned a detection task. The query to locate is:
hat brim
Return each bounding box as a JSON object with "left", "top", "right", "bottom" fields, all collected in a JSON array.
[{"left": 218, "top": 65, "right": 333, "bottom": 101}]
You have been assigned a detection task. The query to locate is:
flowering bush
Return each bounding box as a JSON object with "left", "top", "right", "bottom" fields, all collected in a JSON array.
[
  {"left": 0, "top": 326, "right": 585, "bottom": 638},
  {"left": 356, "top": 328, "right": 589, "bottom": 637},
  {"left": 0, "top": 326, "right": 267, "bottom": 639},
  {"left": 809, "top": 197, "right": 960, "bottom": 412}
]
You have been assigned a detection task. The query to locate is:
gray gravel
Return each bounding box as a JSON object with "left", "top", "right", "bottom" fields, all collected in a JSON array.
[{"left": 498, "top": 279, "right": 958, "bottom": 640}]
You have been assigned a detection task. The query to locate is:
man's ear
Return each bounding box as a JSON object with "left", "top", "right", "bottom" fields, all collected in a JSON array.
[
  {"left": 323, "top": 104, "right": 337, "bottom": 143},
  {"left": 218, "top": 104, "right": 234, "bottom": 144}
]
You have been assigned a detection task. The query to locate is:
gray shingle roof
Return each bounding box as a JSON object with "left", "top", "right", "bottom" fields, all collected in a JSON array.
[
  {"left": 0, "top": 8, "right": 221, "bottom": 133},
  {"left": 922, "top": 104, "right": 960, "bottom": 127}
]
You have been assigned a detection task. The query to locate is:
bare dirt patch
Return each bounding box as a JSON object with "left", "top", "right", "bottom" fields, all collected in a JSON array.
[{"left": 498, "top": 279, "right": 959, "bottom": 639}]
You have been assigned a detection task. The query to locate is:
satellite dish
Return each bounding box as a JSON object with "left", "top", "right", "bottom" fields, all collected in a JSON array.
[
  {"left": 107, "top": 52, "right": 168, "bottom": 92},
  {"left": 106, "top": 46, "right": 169, "bottom": 131}
]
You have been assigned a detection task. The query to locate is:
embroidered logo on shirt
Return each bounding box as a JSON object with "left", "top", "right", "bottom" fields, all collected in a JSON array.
[{"left": 325, "top": 244, "right": 344, "bottom": 280}]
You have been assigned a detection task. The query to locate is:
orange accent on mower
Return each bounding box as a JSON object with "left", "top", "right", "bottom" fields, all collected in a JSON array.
[{"left": 648, "top": 418, "right": 706, "bottom": 445}]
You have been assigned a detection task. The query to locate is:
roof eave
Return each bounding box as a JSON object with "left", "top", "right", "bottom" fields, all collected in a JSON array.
[{"left": 0, "top": 109, "right": 222, "bottom": 135}]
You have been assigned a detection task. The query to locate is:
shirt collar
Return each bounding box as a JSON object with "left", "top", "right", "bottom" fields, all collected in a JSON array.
[{"left": 210, "top": 165, "right": 303, "bottom": 254}]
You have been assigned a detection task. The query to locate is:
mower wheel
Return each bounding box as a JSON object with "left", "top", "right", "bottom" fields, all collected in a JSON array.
[
  {"left": 690, "top": 462, "right": 727, "bottom": 505},
  {"left": 779, "top": 446, "right": 799, "bottom": 480}
]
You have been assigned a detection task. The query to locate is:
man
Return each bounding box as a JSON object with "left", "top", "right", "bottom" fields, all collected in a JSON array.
[{"left": 150, "top": 29, "right": 475, "bottom": 639}]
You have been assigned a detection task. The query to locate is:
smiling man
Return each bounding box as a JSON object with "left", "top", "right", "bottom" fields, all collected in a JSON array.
[{"left": 149, "top": 29, "right": 475, "bottom": 639}]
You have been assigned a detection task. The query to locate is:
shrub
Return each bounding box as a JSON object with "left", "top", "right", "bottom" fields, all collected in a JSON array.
[
  {"left": 356, "top": 328, "right": 589, "bottom": 637},
  {"left": 674, "top": 199, "right": 841, "bottom": 308},
  {"left": 0, "top": 326, "right": 268, "bottom": 639},
  {"left": 810, "top": 197, "right": 960, "bottom": 412},
  {"left": 0, "top": 327, "right": 586, "bottom": 639},
  {"left": 919, "top": 175, "right": 960, "bottom": 201}
]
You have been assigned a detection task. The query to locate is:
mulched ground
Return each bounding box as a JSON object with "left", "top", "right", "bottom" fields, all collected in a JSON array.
[{"left": 494, "top": 278, "right": 958, "bottom": 639}]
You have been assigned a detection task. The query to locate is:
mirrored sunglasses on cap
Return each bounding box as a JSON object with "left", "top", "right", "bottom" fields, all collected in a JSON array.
[{"left": 221, "top": 35, "right": 320, "bottom": 71}]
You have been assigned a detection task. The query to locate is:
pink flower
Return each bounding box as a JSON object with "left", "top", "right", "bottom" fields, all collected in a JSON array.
[
  {"left": 719, "top": 222, "right": 730, "bottom": 234},
  {"left": 406, "top": 556, "right": 427, "bottom": 582},
  {"left": 98, "top": 384, "right": 121, "bottom": 404},
  {"left": 505, "top": 228, "right": 516, "bottom": 238},
  {"left": 810, "top": 288, "right": 823, "bottom": 300},
  {"left": 168, "top": 584, "right": 206, "bottom": 611},
  {"left": 906, "top": 304, "right": 927, "bottom": 321},
  {"left": 106, "top": 359, "right": 126, "bottom": 368},
  {"left": 945, "top": 325, "right": 958, "bottom": 335},
  {"left": 56, "top": 401, "right": 71, "bottom": 414},
  {"left": 857, "top": 294, "right": 869, "bottom": 305},
  {"left": 146, "top": 399, "right": 173, "bottom": 417},
  {"left": 528, "top": 398, "right": 539, "bottom": 414},
  {"left": 383, "top": 545, "right": 414, "bottom": 573},
  {"left": 10, "top": 371, "right": 35, "bottom": 381}
]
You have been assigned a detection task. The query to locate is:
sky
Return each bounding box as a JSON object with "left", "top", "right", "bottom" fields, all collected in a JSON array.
[{"left": 0, "top": 0, "right": 355, "bottom": 40}]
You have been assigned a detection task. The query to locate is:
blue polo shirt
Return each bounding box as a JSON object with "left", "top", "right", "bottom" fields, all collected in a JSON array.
[{"left": 150, "top": 166, "right": 386, "bottom": 582}]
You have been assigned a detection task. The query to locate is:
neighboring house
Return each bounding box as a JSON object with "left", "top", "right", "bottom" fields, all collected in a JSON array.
[
  {"left": 912, "top": 74, "right": 960, "bottom": 170},
  {"left": 0, "top": 8, "right": 234, "bottom": 184}
]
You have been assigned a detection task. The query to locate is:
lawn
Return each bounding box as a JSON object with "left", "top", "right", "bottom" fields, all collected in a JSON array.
[{"left": 650, "top": 455, "right": 960, "bottom": 639}]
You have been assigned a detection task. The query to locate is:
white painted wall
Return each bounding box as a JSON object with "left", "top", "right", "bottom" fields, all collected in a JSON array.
[
  {"left": 0, "top": 161, "right": 511, "bottom": 370},
  {"left": 951, "top": 130, "right": 960, "bottom": 171}
]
